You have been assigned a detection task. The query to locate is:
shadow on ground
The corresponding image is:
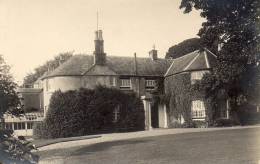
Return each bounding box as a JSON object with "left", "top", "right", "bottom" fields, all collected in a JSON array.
[{"left": 70, "top": 139, "right": 151, "bottom": 156}]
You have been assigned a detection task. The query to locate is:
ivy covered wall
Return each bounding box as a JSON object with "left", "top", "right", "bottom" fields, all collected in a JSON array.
[{"left": 164, "top": 72, "right": 206, "bottom": 127}]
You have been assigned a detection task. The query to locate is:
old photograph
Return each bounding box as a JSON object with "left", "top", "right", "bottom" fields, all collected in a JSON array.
[{"left": 0, "top": 0, "right": 260, "bottom": 163}]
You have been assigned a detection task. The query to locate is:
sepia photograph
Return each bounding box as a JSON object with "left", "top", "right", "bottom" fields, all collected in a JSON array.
[{"left": 0, "top": 0, "right": 260, "bottom": 163}]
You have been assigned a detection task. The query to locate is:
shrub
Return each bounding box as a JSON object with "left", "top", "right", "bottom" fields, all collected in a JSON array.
[
  {"left": 34, "top": 86, "right": 145, "bottom": 139},
  {"left": 236, "top": 104, "right": 260, "bottom": 125},
  {"left": 171, "top": 120, "right": 206, "bottom": 128},
  {"left": 0, "top": 129, "right": 38, "bottom": 163},
  {"left": 213, "top": 118, "right": 238, "bottom": 127},
  {"left": 192, "top": 120, "right": 207, "bottom": 128},
  {"left": 33, "top": 121, "right": 50, "bottom": 139}
]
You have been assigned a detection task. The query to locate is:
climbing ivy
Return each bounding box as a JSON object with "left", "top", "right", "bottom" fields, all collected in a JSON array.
[{"left": 164, "top": 72, "right": 209, "bottom": 127}]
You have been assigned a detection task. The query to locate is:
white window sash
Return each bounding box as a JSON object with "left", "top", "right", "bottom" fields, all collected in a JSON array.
[
  {"left": 120, "top": 79, "right": 131, "bottom": 88},
  {"left": 145, "top": 80, "right": 156, "bottom": 87},
  {"left": 191, "top": 100, "right": 206, "bottom": 118}
]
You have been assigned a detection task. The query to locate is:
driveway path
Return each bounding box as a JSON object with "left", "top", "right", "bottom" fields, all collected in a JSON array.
[{"left": 38, "top": 125, "right": 260, "bottom": 151}]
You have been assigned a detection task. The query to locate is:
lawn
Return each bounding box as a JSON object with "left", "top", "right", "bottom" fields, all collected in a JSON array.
[{"left": 38, "top": 127, "right": 260, "bottom": 164}]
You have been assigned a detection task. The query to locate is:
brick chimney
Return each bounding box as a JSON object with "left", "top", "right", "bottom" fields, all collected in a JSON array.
[
  {"left": 149, "top": 46, "right": 158, "bottom": 60},
  {"left": 94, "top": 30, "right": 106, "bottom": 65}
]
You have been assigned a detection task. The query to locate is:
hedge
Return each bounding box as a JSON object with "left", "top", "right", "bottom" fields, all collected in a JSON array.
[{"left": 34, "top": 86, "right": 145, "bottom": 139}]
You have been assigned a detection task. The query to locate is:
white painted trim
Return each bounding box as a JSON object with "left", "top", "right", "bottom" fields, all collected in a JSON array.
[
  {"left": 204, "top": 48, "right": 217, "bottom": 58},
  {"left": 164, "top": 60, "right": 174, "bottom": 77},
  {"left": 164, "top": 105, "right": 168, "bottom": 128},
  {"left": 183, "top": 53, "right": 200, "bottom": 71},
  {"left": 204, "top": 51, "right": 210, "bottom": 68}
]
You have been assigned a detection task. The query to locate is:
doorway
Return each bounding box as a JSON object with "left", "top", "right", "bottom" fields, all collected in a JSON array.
[{"left": 151, "top": 102, "right": 159, "bottom": 128}]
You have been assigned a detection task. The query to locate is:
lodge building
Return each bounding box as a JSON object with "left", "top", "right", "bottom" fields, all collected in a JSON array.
[
  {"left": 39, "top": 29, "right": 225, "bottom": 130},
  {"left": 4, "top": 29, "right": 239, "bottom": 136}
]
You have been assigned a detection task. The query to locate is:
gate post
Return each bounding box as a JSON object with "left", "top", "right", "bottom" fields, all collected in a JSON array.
[{"left": 141, "top": 95, "right": 153, "bottom": 130}]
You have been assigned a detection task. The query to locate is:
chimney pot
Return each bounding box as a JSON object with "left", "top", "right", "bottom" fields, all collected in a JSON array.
[{"left": 149, "top": 49, "right": 158, "bottom": 60}]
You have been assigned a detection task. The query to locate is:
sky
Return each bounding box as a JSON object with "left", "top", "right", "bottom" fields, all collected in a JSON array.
[{"left": 0, "top": 0, "right": 204, "bottom": 84}]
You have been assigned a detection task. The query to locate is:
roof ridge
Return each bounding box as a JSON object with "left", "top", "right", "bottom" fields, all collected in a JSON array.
[
  {"left": 81, "top": 64, "right": 95, "bottom": 75},
  {"left": 73, "top": 54, "right": 170, "bottom": 60},
  {"left": 164, "top": 60, "right": 175, "bottom": 77},
  {"left": 172, "top": 50, "right": 200, "bottom": 61},
  {"left": 183, "top": 53, "right": 201, "bottom": 71},
  {"left": 204, "top": 48, "right": 217, "bottom": 58},
  {"left": 204, "top": 51, "right": 210, "bottom": 68}
]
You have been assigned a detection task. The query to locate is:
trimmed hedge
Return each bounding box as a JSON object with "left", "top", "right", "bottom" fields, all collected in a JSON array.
[{"left": 34, "top": 86, "right": 145, "bottom": 139}]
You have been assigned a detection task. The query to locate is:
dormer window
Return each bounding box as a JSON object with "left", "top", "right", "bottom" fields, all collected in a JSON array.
[
  {"left": 145, "top": 79, "right": 156, "bottom": 90},
  {"left": 191, "top": 71, "right": 209, "bottom": 84},
  {"left": 120, "top": 78, "right": 131, "bottom": 89}
]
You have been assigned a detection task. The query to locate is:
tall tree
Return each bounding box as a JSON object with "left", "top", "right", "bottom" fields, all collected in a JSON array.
[
  {"left": 0, "top": 55, "right": 21, "bottom": 117},
  {"left": 23, "top": 52, "right": 73, "bottom": 87},
  {"left": 180, "top": 1, "right": 260, "bottom": 110},
  {"left": 165, "top": 38, "right": 201, "bottom": 59},
  {"left": 0, "top": 55, "right": 38, "bottom": 163}
]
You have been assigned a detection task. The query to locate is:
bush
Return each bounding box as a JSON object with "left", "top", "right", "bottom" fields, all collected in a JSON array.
[
  {"left": 191, "top": 120, "right": 207, "bottom": 128},
  {"left": 213, "top": 118, "right": 238, "bottom": 127},
  {"left": 171, "top": 120, "right": 206, "bottom": 128},
  {"left": 237, "top": 104, "right": 260, "bottom": 125},
  {"left": 34, "top": 86, "right": 145, "bottom": 139},
  {"left": 33, "top": 121, "right": 50, "bottom": 139},
  {"left": 0, "top": 129, "right": 38, "bottom": 163}
]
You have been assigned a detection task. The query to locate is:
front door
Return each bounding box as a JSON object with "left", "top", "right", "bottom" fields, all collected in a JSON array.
[{"left": 151, "top": 102, "right": 159, "bottom": 128}]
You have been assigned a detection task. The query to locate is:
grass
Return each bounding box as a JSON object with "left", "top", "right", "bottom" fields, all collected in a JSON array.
[{"left": 37, "top": 127, "right": 260, "bottom": 164}]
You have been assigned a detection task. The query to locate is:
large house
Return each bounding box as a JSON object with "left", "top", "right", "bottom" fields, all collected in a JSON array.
[
  {"left": 7, "top": 29, "right": 258, "bottom": 136},
  {"left": 39, "top": 29, "right": 225, "bottom": 130}
]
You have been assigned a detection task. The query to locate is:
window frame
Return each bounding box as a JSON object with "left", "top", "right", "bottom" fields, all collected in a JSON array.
[
  {"left": 191, "top": 100, "right": 206, "bottom": 120},
  {"left": 119, "top": 78, "right": 131, "bottom": 89},
  {"left": 113, "top": 105, "right": 120, "bottom": 123},
  {"left": 27, "top": 122, "right": 33, "bottom": 129},
  {"left": 145, "top": 79, "right": 156, "bottom": 90},
  {"left": 190, "top": 70, "right": 209, "bottom": 84},
  {"left": 109, "top": 76, "right": 116, "bottom": 87}
]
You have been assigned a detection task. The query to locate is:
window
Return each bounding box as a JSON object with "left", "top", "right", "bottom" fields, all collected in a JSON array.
[
  {"left": 113, "top": 106, "right": 120, "bottom": 123},
  {"left": 46, "top": 79, "right": 51, "bottom": 91},
  {"left": 5, "top": 123, "right": 12, "bottom": 130},
  {"left": 27, "top": 122, "right": 33, "bottom": 129},
  {"left": 191, "top": 100, "right": 206, "bottom": 119},
  {"left": 109, "top": 77, "right": 116, "bottom": 87},
  {"left": 14, "top": 122, "right": 25, "bottom": 130},
  {"left": 26, "top": 114, "right": 37, "bottom": 120},
  {"left": 14, "top": 123, "right": 18, "bottom": 130},
  {"left": 145, "top": 79, "right": 156, "bottom": 89},
  {"left": 120, "top": 78, "right": 131, "bottom": 89},
  {"left": 191, "top": 71, "right": 209, "bottom": 84}
]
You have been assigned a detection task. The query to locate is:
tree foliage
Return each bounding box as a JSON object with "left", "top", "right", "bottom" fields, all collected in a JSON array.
[
  {"left": 0, "top": 55, "right": 21, "bottom": 116},
  {"left": 0, "top": 55, "right": 38, "bottom": 163},
  {"left": 180, "top": 0, "right": 260, "bottom": 110},
  {"left": 23, "top": 52, "right": 73, "bottom": 87},
  {"left": 165, "top": 38, "right": 201, "bottom": 59}
]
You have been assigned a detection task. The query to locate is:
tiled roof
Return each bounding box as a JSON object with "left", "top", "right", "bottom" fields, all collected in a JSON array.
[
  {"left": 165, "top": 49, "right": 217, "bottom": 77},
  {"left": 43, "top": 55, "right": 172, "bottom": 79}
]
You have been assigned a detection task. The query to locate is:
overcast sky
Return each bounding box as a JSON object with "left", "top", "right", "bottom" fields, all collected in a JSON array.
[{"left": 0, "top": 0, "right": 204, "bottom": 83}]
